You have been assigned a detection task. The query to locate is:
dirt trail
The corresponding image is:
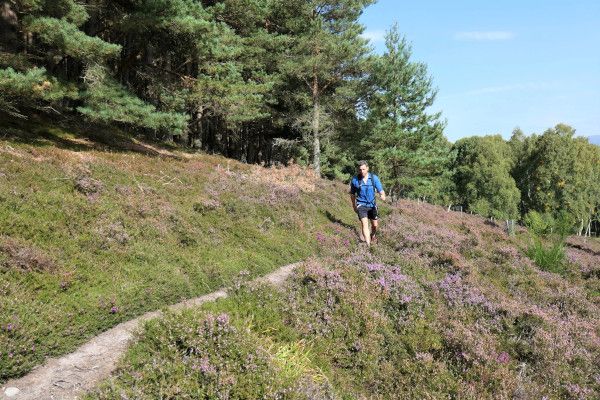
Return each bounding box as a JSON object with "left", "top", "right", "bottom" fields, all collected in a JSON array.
[{"left": 1, "top": 262, "right": 301, "bottom": 400}]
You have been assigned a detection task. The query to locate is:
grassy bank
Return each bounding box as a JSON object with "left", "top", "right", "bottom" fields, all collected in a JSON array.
[
  {"left": 0, "top": 116, "right": 358, "bottom": 381},
  {"left": 88, "top": 201, "right": 599, "bottom": 399}
]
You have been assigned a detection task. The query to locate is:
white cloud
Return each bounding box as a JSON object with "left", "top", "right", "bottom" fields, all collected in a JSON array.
[
  {"left": 361, "top": 30, "right": 386, "bottom": 43},
  {"left": 454, "top": 31, "right": 515, "bottom": 41},
  {"left": 465, "top": 82, "right": 552, "bottom": 96},
  {"left": 438, "top": 82, "right": 557, "bottom": 100}
]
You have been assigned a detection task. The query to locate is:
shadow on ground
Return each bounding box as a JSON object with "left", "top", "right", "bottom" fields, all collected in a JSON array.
[{"left": 0, "top": 112, "right": 182, "bottom": 159}]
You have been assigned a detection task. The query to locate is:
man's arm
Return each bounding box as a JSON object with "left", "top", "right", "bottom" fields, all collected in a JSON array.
[
  {"left": 349, "top": 179, "right": 358, "bottom": 212},
  {"left": 374, "top": 175, "right": 386, "bottom": 202}
]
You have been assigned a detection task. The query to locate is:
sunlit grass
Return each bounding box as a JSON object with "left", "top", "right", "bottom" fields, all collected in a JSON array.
[{"left": 0, "top": 116, "right": 358, "bottom": 382}]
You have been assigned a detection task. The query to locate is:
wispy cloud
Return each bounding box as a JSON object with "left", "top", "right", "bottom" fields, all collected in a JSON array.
[
  {"left": 454, "top": 31, "right": 515, "bottom": 41},
  {"left": 465, "top": 82, "right": 552, "bottom": 96},
  {"left": 439, "top": 82, "right": 556, "bottom": 100},
  {"left": 361, "top": 30, "right": 386, "bottom": 43}
]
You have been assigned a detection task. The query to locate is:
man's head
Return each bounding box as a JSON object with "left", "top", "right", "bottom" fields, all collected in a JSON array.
[{"left": 357, "top": 160, "right": 369, "bottom": 177}]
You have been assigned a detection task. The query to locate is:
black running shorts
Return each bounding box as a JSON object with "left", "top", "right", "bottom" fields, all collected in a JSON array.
[{"left": 357, "top": 206, "right": 378, "bottom": 220}]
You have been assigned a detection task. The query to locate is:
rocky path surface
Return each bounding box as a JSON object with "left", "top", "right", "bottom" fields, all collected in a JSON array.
[{"left": 1, "top": 262, "right": 301, "bottom": 400}]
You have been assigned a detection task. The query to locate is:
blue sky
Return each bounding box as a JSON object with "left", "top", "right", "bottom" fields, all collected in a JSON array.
[{"left": 359, "top": 0, "right": 600, "bottom": 142}]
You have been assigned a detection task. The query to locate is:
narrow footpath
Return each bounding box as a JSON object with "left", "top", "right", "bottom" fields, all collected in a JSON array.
[{"left": 1, "top": 262, "right": 301, "bottom": 400}]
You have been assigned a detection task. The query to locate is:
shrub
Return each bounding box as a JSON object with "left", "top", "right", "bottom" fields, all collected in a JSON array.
[
  {"left": 527, "top": 238, "right": 566, "bottom": 274},
  {"left": 86, "top": 311, "right": 331, "bottom": 399},
  {"left": 523, "top": 211, "right": 554, "bottom": 236},
  {"left": 0, "top": 236, "right": 57, "bottom": 273}
]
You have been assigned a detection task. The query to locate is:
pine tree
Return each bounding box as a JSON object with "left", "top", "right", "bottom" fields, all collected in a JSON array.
[
  {"left": 186, "top": 0, "right": 284, "bottom": 152},
  {"left": 0, "top": 0, "right": 118, "bottom": 116},
  {"left": 0, "top": 67, "right": 76, "bottom": 117},
  {"left": 0, "top": 0, "right": 188, "bottom": 134},
  {"left": 279, "top": 0, "right": 374, "bottom": 175},
  {"left": 1, "top": 0, "right": 380, "bottom": 168},
  {"left": 361, "top": 24, "right": 450, "bottom": 202}
]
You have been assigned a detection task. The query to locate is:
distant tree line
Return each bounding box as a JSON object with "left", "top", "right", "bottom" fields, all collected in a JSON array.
[
  {"left": 451, "top": 126, "right": 600, "bottom": 236},
  {"left": 1, "top": 0, "right": 598, "bottom": 233}
]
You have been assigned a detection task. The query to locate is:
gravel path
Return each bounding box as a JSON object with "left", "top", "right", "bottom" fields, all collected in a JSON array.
[{"left": 1, "top": 262, "right": 301, "bottom": 400}]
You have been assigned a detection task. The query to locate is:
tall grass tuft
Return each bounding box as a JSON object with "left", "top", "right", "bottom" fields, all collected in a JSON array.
[
  {"left": 524, "top": 210, "right": 573, "bottom": 274},
  {"left": 526, "top": 237, "right": 566, "bottom": 274}
]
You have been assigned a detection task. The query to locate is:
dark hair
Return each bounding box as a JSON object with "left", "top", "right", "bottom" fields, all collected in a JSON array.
[{"left": 357, "top": 160, "right": 368, "bottom": 168}]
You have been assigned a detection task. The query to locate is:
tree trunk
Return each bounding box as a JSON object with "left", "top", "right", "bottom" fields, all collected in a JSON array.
[
  {"left": 1, "top": 2, "right": 20, "bottom": 52},
  {"left": 586, "top": 219, "right": 591, "bottom": 237},
  {"left": 312, "top": 96, "right": 321, "bottom": 175},
  {"left": 188, "top": 109, "right": 203, "bottom": 148}
]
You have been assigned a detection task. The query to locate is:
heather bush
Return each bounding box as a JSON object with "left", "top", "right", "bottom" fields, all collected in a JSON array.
[
  {"left": 0, "top": 121, "right": 358, "bottom": 382},
  {"left": 566, "top": 246, "right": 600, "bottom": 279},
  {"left": 87, "top": 219, "right": 599, "bottom": 399},
  {"left": 86, "top": 310, "right": 332, "bottom": 399}
]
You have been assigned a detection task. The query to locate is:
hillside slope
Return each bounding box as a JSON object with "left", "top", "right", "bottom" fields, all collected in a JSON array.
[
  {"left": 0, "top": 117, "right": 357, "bottom": 382},
  {"left": 1, "top": 118, "right": 599, "bottom": 399},
  {"left": 87, "top": 203, "right": 600, "bottom": 399}
]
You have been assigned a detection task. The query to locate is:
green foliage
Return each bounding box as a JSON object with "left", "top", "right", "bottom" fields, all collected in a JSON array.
[
  {"left": 453, "top": 135, "right": 520, "bottom": 220},
  {"left": 524, "top": 211, "right": 574, "bottom": 274},
  {"left": 77, "top": 65, "right": 188, "bottom": 135},
  {"left": 123, "top": 0, "right": 213, "bottom": 35},
  {"left": 526, "top": 238, "right": 567, "bottom": 274},
  {"left": 271, "top": 340, "right": 328, "bottom": 385},
  {"left": 523, "top": 211, "right": 555, "bottom": 236},
  {"left": 278, "top": 0, "right": 375, "bottom": 173},
  {"left": 39, "top": 0, "right": 89, "bottom": 26},
  {"left": 319, "top": 138, "right": 356, "bottom": 180},
  {"left": 0, "top": 67, "right": 77, "bottom": 117},
  {"left": 25, "top": 17, "right": 121, "bottom": 62},
  {"left": 192, "top": 64, "right": 273, "bottom": 126},
  {"left": 516, "top": 125, "right": 600, "bottom": 228}
]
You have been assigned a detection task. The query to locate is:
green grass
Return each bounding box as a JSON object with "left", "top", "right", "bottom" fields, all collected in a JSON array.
[
  {"left": 526, "top": 237, "right": 567, "bottom": 274},
  {"left": 0, "top": 116, "right": 360, "bottom": 382},
  {"left": 85, "top": 256, "right": 460, "bottom": 399},
  {"left": 3, "top": 116, "right": 599, "bottom": 399}
]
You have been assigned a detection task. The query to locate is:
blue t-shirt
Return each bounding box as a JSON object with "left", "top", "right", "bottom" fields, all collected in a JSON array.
[{"left": 350, "top": 173, "right": 383, "bottom": 207}]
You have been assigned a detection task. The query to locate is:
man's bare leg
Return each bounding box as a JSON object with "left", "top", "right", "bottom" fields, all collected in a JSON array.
[
  {"left": 371, "top": 219, "right": 378, "bottom": 242},
  {"left": 360, "top": 217, "right": 371, "bottom": 246}
]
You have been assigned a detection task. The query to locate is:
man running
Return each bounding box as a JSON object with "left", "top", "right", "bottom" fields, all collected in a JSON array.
[{"left": 349, "top": 161, "right": 386, "bottom": 246}]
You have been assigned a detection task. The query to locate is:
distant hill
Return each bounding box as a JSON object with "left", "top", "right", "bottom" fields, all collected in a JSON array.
[{"left": 587, "top": 135, "right": 600, "bottom": 145}]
